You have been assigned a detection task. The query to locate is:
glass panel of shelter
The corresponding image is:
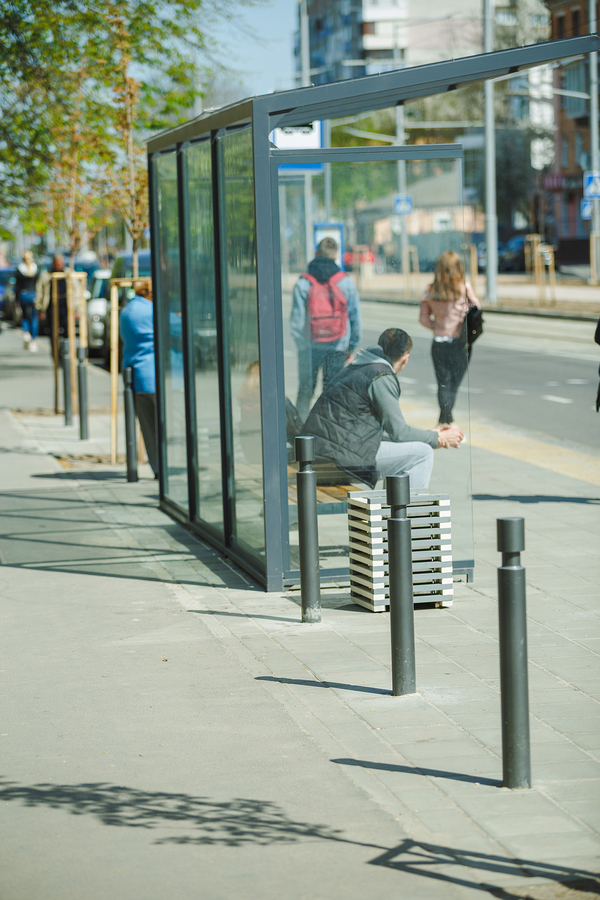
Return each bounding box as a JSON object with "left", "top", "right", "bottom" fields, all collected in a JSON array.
[
  {"left": 155, "top": 151, "right": 189, "bottom": 511},
  {"left": 218, "top": 127, "right": 265, "bottom": 561},
  {"left": 278, "top": 149, "right": 475, "bottom": 583},
  {"left": 185, "top": 139, "right": 224, "bottom": 535}
]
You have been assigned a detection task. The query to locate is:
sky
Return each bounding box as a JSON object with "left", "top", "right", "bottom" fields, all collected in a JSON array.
[{"left": 209, "top": 0, "right": 298, "bottom": 100}]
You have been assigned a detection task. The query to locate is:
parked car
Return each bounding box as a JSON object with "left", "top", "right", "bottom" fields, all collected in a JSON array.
[
  {"left": 499, "top": 235, "right": 527, "bottom": 272},
  {"left": 86, "top": 268, "right": 111, "bottom": 354},
  {"left": 102, "top": 250, "right": 218, "bottom": 371},
  {"left": 0, "top": 267, "right": 16, "bottom": 320},
  {"left": 477, "top": 241, "right": 504, "bottom": 272},
  {"left": 101, "top": 251, "right": 152, "bottom": 363}
]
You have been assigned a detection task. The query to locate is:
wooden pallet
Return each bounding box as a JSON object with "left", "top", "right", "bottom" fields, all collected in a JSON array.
[{"left": 347, "top": 490, "right": 453, "bottom": 612}]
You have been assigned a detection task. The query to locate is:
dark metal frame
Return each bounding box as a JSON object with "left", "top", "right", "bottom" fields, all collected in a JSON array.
[{"left": 147, "top": 34, "right": 600, "bottom": 590}]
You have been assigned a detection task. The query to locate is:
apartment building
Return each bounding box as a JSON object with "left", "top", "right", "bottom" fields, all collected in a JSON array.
[{"left": 545, "top": 1, "right": 599, "bottom": 259}]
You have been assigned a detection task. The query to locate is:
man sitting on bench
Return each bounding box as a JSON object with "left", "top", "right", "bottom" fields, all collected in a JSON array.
[{"left": 302, "top": 327, "right": 463, "bottom": 490}]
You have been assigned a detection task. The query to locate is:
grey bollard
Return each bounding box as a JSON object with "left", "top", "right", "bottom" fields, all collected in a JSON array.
[
  {"left": 497, "top": 517, "right": 531, "bottom": 789},
  {"left": 61, "top": 339, "right": 73, "bottom": 426},
  {"left": 123, "top": 367, "right": 138, "bottom": 483},
  {"left": 295, "top": 435, "right": 321, "bottom": 623},
  {"left": 386, "top": 474, "right": 416, "bottom": 696},
  {"left": 77, "top": 346, "right": 89, "bottom": 440}
]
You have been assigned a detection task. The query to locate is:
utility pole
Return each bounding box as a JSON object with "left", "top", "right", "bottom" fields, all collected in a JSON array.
[
  {"left": 589, "top": 0, "right": 600, "bottom": 283},
  {"left": 394, "top": 31, "right": 409, "bottom": 275},
  {"left": 484, "top": 0, "right": 498, "bottom": 304}
]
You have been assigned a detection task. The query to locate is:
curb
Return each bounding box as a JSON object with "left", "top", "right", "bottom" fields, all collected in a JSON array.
[{"left": 360, "top": 295, "right": 599, "bottom": 322}]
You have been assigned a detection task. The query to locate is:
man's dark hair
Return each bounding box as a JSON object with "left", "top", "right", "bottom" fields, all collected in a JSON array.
[
  {"left": 316, "top": 237, "right": 338, "bottom": 259},
  {"left": 378, "top": 328, "right": 413, "bottom": 362}
]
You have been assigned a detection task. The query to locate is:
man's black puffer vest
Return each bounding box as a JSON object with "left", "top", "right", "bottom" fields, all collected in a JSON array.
[{"left": 303, "top": 357, "right": 398, "bottom": 488}]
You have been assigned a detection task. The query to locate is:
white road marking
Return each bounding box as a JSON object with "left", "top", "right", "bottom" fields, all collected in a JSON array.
[
  {"left": 566, "top": 379, "right": 589, "bottom": 385},
  {"left": 501, "top": 389, "right": 525, "bottom": 395},
  {"left": 545, "top": 381, "right": 559, "bottom": 386},
  {"left": 542, "top": 395, "right": 573, "bottom": 404}
]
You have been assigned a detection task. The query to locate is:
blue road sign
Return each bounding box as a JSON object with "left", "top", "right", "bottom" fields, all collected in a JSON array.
[
  {"left": 393, "top": 194, "right": 414, "bottom": 216},
  {"left": 583, "top": 171, "right": 600, "bottom": 198},
  {"left": 581, "top": 198, "right": 592, "bottom": 220}
]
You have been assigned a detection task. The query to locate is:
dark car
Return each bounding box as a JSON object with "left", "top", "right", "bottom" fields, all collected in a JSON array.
[
  {"left": 499, "top": 235, "right": 526, "bottom": 272},
  {"left": 0, "top": 267, "right": 16, "bottom": 321}
]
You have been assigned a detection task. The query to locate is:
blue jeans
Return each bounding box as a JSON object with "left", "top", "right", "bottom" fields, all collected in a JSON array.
[
  {"left": 296, "top": 344, "right": 346, "bottom": 422},
  {"left": 20, "top": 292, "right": 38, "bottom": 338}
]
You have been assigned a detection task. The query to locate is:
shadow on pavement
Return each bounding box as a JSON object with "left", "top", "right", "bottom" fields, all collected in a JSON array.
[
  {"left": 257, "top": 675, "right": 390, "bottom": 695},
  {"left": 1, "top": 780, "right": 597, "bottom": 896},
  {"left": 368, "top": 839, "right": 600, "bottom": 897},
  {"left": 332, "top": 757, "right": 500, "bottom": 787}
]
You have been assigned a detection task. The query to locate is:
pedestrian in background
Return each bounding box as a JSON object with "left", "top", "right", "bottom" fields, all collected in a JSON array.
[
  {"left": 15, "top": 250, "right": 40, "bottom": 352},
  {"left": 37, "top": 254, "right": 68, "bottom": 341},
  {"left": 419, "top": 250, "right": 481, "bottom": 425},
  {"left": 119, "top": 280, "right": 158, "bottom": 477},
  {"left": 290, "top": 237, "right": 361, "bottom": 421}
]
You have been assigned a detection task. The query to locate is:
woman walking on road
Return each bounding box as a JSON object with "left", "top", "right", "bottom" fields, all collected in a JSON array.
[
  {"left": 419, "top": 250, "right": 481, "bottom": 425},
  {"left": 15, "top": 250, "right": 40, "bottom": 352}
]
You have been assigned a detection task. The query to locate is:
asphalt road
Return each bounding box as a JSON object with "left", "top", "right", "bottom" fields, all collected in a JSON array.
[{"left": 359, "top": 302, "right": 600, "bottom": 452}]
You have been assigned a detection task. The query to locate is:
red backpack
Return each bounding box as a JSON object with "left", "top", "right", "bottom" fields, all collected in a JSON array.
[{"left": 302, "top": 271, "right": 348, "bottom": 342}]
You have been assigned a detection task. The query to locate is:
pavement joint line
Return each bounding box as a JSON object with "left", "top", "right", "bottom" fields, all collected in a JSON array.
[{"left": 153, "top": 553, "right": 600, "bottom": 855}]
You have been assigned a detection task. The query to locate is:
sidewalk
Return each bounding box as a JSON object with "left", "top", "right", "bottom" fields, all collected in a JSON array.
[{"left": 1, "top": 327, "right": 599, "bottom": 900}]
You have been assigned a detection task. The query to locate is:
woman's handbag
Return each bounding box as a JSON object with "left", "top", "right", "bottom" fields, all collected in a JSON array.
[{"left": 466, "top": 305, "right": 483, "bottom": 349}]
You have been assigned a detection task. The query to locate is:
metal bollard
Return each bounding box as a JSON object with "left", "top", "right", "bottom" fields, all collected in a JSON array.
[
  {"left": 61, "top": 339, "right": 73, "bottom": 426},
  {"left": 77, "top": 346, "right": 89, "bottom": 440},
  {"left": 295, "top": 435, "right": 321, "bottom": 623},
  {"left": 497, "top": 517, "right": 531, "bottom": 789},
  {"left": 123, "top": 367, "right": 138, "bottom": 483},
  {"left": 386, "top": 474, "right": 416, "bottom": 696}
]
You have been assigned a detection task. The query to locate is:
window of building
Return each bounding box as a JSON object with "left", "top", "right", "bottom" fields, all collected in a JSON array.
[
  {"left": 496, "top": 10, "right": 517, "bottom": 26},
  {"left": 572, "top": 8, "right": 580, "bottom": 35},
  {"left": 363, "top": 21, "right": 375, "bottom": 34},
  {"left": 563, "top": 63, "right": 588, "bottom": 118},
  {"left": 575, "top": 131, "right": 584, "bottom": 167},
  {"left": 557, "top": 15, "right": 565, "bottom": 38},
  {"left": 561, "top": 136, "right": 569, "bottom": 169}
]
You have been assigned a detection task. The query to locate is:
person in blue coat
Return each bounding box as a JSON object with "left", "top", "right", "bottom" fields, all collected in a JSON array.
[{"left": 120, "top": 281, "right": 158, "bottom": 476}]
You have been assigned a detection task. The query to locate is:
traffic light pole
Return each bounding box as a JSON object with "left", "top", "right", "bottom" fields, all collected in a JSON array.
[
  {"left": 484, "top": 0, "right": 498, "bottom": 304},
  {"left": 589, "top": 0, "right": 600, "bottom": 284}
]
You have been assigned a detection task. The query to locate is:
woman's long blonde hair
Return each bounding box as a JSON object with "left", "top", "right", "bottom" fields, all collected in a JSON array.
[{"left": 430, "top": 251, "right": 465, "bottom": 302}]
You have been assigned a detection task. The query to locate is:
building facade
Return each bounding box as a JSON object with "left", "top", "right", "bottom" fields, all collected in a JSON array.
[
  {"left": 295, "top": 0, "right": 483, "bottom": 85},
  {"left": 545, "top": 0, "right": 599, "bottom": 260}
]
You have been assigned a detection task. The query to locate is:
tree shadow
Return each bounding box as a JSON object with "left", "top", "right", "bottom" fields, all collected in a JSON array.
[
  {"left": 473, "top": 494, "right": 600, "bottom": 505},
  {"left": 1, "top": 780, "right": 597, "bottom": 896},
  {"left": 0, "top": 779, "right": 359, "bottom": 849}
]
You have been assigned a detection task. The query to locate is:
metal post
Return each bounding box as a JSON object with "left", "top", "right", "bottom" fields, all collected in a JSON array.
[
  {"left": 61, "top": 339, "right": 72, "bottom": 426},
  {"left": 497, "top": 517, "right": 531, "bottom": 789},
  {"left": 386, "top": 474, "right": 416, "bottom": 696},
  {"left": 123, "top": 367, "right": 138, "bottom": 483},
  {"left": 324, "top": 118, "right": 332, "bottom": 222},
  {"left": 589, "top": 0, "right": 600, "bottom": 283},
  {"left": 484, "top": 0, "right": 498, "bottom": 304},
  {"left": 77, "top": 346, "right": 88, "bottom": 440},
  {"left": 295, "top": 435, "right": 321, "bottom": 623}
]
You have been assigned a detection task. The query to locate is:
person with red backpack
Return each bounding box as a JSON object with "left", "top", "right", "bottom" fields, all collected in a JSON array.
[{"left": 291, "top": 237, "right": 361, "bottom": 421}]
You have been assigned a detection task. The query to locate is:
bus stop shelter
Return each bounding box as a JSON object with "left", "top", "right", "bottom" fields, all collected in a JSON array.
[{"left": 147, "top": 34, "right": 599, "bottom": 590}]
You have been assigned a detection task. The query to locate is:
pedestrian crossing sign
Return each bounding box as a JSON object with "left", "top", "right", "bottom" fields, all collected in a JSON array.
[
  {"left": 393, "top": 194, "right": 414, "bottom": 216},
  {"left": 581, "top": 198, "right": 592, "bottom": 220},
  {"left": 583, "top": 171, "right": 600, "bottom": 198}
]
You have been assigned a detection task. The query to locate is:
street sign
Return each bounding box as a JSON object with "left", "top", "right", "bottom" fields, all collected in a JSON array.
[
  {"left": 271, "top": 121, "right": 324, "bottom": 172},
  {"left": 393, "top": 194, "right": 414, "bottom": 216},
  {"left": 583, "top": 171, "right": 600, "bottom": 198},
  {"left": 581, "top": 198, "right": 592, "bottom": 220}
]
